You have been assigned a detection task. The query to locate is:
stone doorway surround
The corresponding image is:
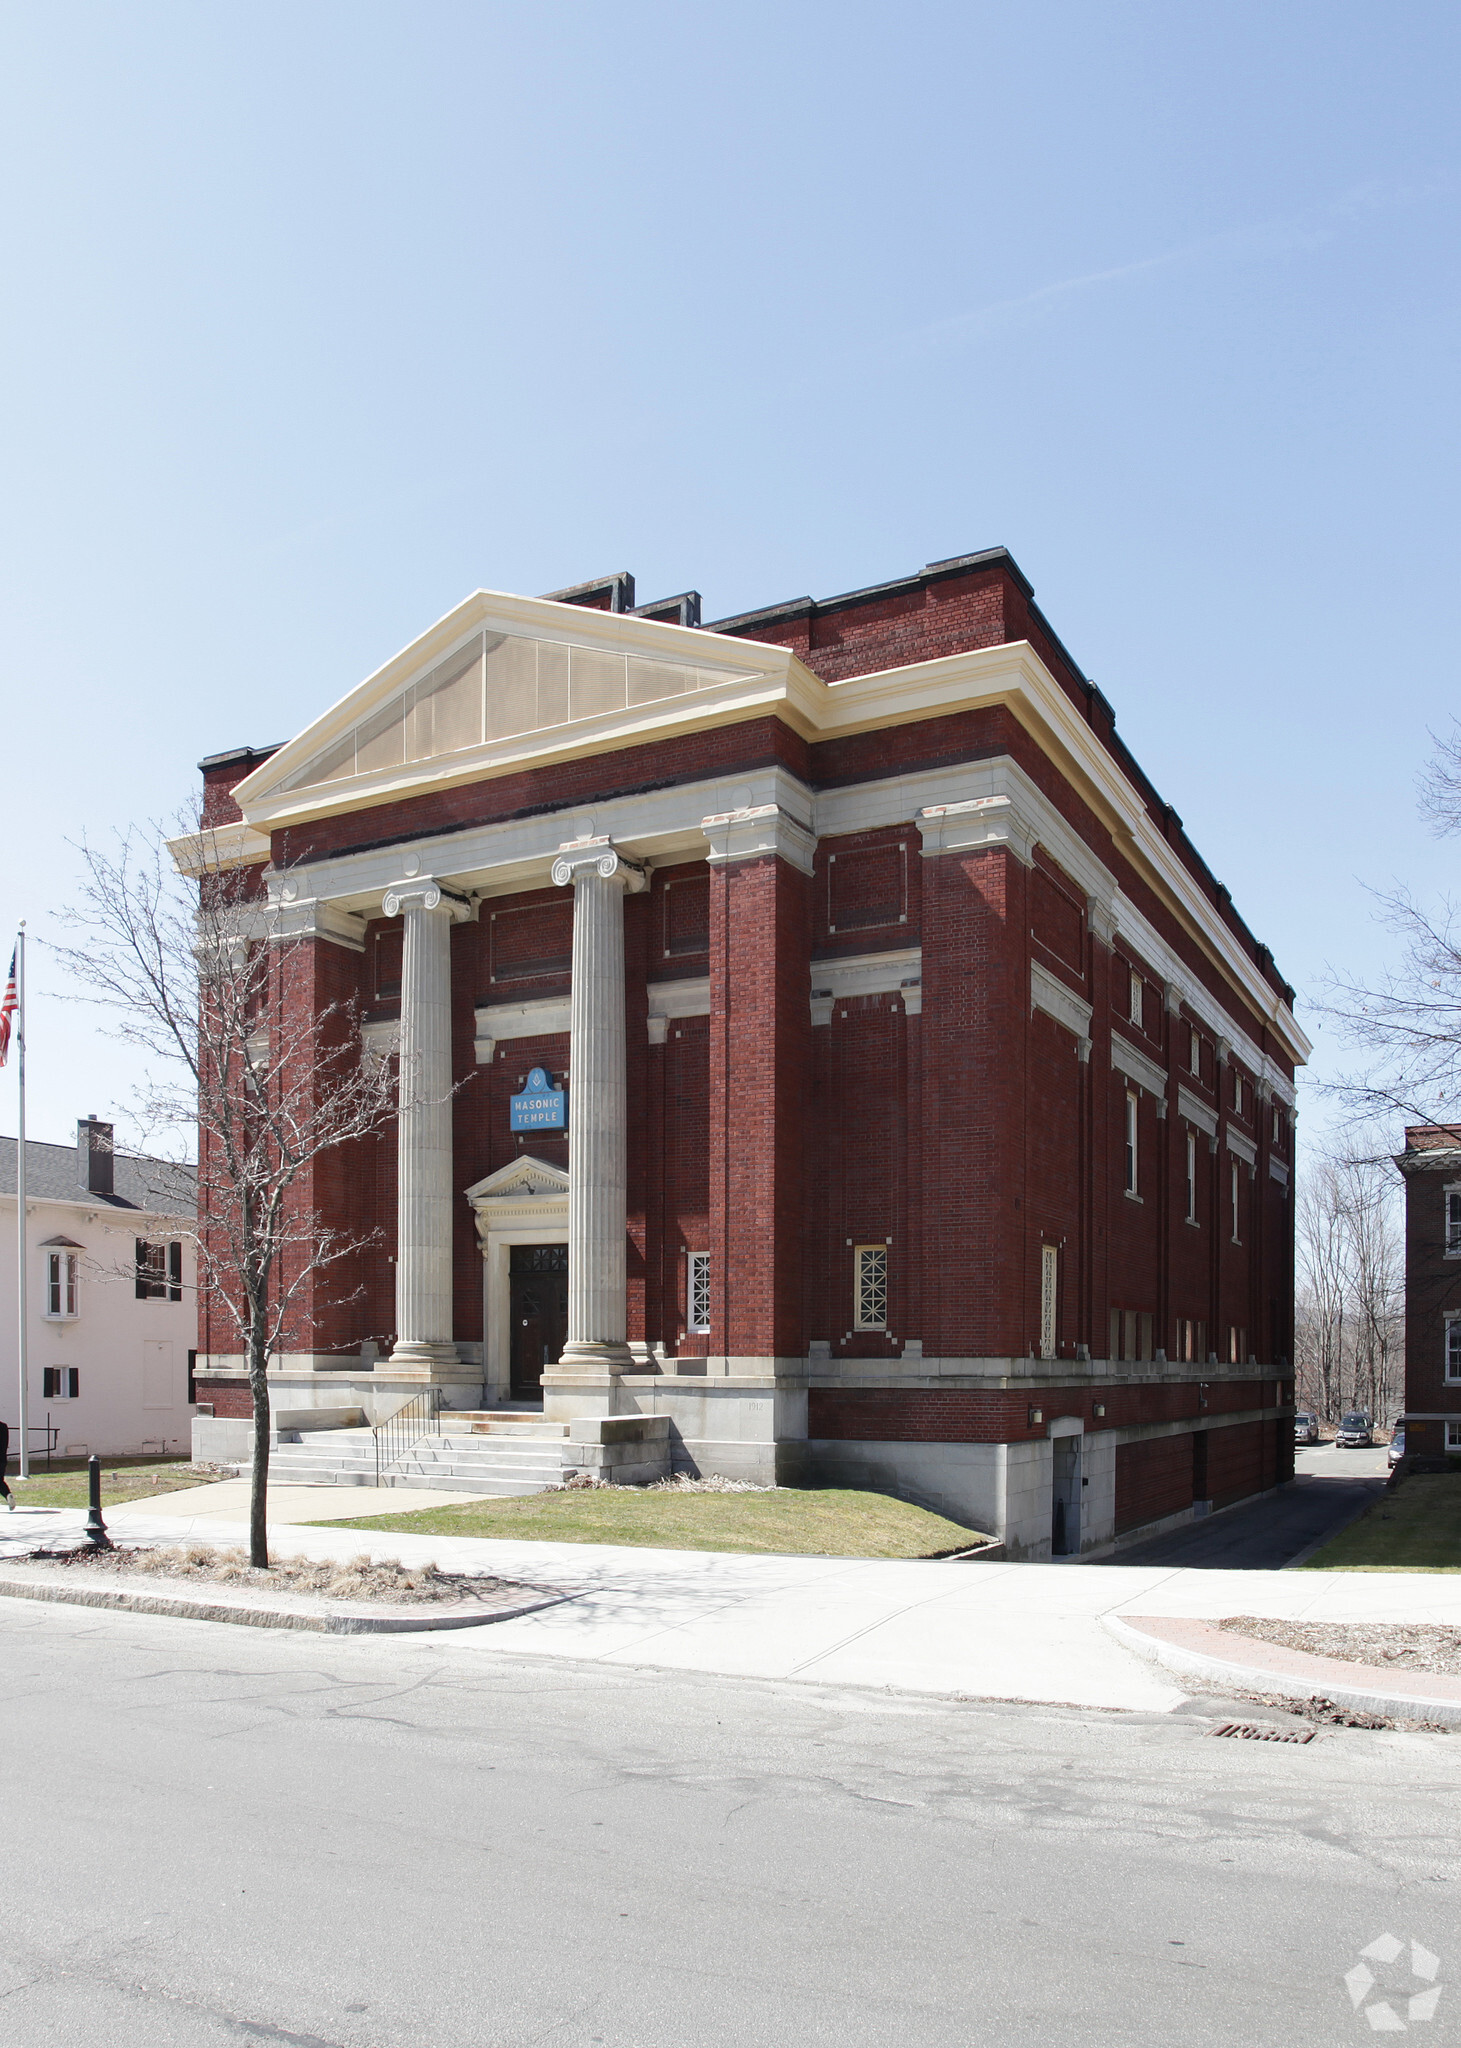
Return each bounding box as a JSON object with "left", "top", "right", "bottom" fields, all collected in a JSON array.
[{"left": 465, "top": 1156, "right": 569, "bottom": 1407}]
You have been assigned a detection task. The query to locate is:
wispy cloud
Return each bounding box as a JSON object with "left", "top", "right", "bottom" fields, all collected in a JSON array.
[{"left": 866, "top": 176, "right": 1453, "bottom": 367}]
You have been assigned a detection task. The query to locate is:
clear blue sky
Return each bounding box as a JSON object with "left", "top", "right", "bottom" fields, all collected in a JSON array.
[{"left": 1, "top": 0, "right": 1456, "bottom": 1152}]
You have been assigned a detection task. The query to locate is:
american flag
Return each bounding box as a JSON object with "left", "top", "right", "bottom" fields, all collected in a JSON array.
[{"left": 0, "top": 947, "right": 16, "bottom": 1067}]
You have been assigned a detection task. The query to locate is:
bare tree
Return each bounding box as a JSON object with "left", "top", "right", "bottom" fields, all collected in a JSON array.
[
  {"left": 1326, "top": 723, "right": 1461, "bottom": 1132},
  {"left": 52, "top": 812, "right": 397, "bottom": 1565},
  {"left": 1295, "top": 1141, "right": 1404, "bottom": 1426}
]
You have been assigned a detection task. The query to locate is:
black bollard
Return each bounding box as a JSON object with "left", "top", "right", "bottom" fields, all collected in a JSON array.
[{"left": 82, "top": 1454, "right": 112, "bottom": 1550}]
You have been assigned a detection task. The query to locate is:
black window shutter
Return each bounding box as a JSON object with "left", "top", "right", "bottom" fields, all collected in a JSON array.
[
  {"left": 43, "top": 1368, "right": 55, "bottom": 1399},
  {"left": 168, "top": 1240, "right": 182, "bottom": 1302},
  {"left": 135, "top": 1239, "right": 149, "bottom": 1301}
]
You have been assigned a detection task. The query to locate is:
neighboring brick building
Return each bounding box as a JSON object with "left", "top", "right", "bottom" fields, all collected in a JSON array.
[
  {"left": 1395, "top": 1126, "right": 1461, "bottom": 1468},
  {"left": 186, "top": 549, "right": 1306, "bottom": 1556}
]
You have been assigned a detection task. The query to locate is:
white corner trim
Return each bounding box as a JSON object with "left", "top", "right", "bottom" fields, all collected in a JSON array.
[
  {"left": 1226, "top": 1127, "right": 1257, "bottom": 1166},
  {"left": 1111, "top": 1032, "right": 1168, "bottom": 1098},
  {"left": 648, "top": 977, "right": 711, "bottom": 1022},
  {"left": 1030, "top": 960, "right": 1093, "bottom": 1043},
  {"left": 702, "top": 804, "right": 817, "bottom": 875},
  {"left": 808, "top": 947, "right": 922, "bottom": 1023},
  {"left": 1177, "top": 1085, "right": 1217, "bottom": 1137},
  {"left": 168, "top": 820, "right": 273, "bottom": 873}
]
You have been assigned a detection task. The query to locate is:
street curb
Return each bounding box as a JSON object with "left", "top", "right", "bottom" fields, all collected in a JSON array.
[
  {"left": 0, "top": 1570, "right": 577, "bottom": 1635},
  {"left": 1103, "top": 1612, "right": 1461, "bottom": 1726}
]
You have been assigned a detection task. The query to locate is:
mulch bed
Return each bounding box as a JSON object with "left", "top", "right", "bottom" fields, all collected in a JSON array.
[{"left": 1219, "top": 1615, "right": 1461, "bottom": 1676}]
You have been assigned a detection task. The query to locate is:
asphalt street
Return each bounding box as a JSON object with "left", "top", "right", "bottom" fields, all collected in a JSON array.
[
  {"left": 1099, "top": 1445, "right": 1390, "bottom": 1569},
  {"left": 0, "top": 1593, "right": 1455, "bottom": 2048}
]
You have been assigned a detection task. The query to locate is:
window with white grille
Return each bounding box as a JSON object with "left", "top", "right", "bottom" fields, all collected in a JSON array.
[
  {"left": 688, "top": 1253, "right": 710, "bottom": 1334},
  {"left": 1124, "top": 1092, "right": 1139, "bottom": 1195},
  {"left": 1447, "top": 1190, "right": 1461, "bottom": 1257},
  {"left": 1185, "top": 1132, "right": 1197, "bottom": 1223},
  {"left": 1039, "top": 1245, "right": 1058, "bottom": 1359},
  {"left": 1446, "top": 1318, "right": 1461, "bottom": 1382},
  {"left": 1230, "top": 1160, "right": 1241, "bottom": 1243},
  {"left": 1129, "top": 969, "right": 1143, "bottom": 1026},
  {"left": 1449, "top": 1421, "right": 1461, "bottom": 1450},
  {"left": 854, "top": 1246, "right": 888, "bottom": 1331}
]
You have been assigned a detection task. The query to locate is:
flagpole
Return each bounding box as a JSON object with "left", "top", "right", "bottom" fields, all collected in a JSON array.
[{"left": 15, "top": 926, "right": 28, "bottom": 1481}]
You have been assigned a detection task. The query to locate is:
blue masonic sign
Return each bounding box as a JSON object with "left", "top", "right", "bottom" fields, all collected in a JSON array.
[{"left": 510, "top": 1065, "right": 566, "bottom": 1132}]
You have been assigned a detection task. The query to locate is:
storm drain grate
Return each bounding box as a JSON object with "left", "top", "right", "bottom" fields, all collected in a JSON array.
[{"left": 1209, "top": 1721, "right": 1315, "bottom": 1743}]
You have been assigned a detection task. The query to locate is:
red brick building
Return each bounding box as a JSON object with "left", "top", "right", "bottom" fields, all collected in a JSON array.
[
  {"left": 1395, "top": 1126, "right": 1461, "bottom": 1468},
  {"left": 189, "top": 549, "right": 1306, "bottom": 1556}
]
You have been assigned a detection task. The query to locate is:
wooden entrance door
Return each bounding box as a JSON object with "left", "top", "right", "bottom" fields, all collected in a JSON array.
[{"left": 509, "top": 1244, "right": 568, "bottom": 1400}]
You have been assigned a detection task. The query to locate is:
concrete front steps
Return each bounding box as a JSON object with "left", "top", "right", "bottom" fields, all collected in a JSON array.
[{"left": 268, "top": 1414, "right": 574, "bottom": 1497}]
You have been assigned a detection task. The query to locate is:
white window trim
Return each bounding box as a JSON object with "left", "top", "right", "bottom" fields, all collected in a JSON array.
[
  {"left": 44, "top": 1249, "right": 79, "bottom": 1321},
  {"left": 1446, "top": 1186, "right": 1461, "bottom": 1258},
  {"left": 687, "top": 1252, "right": 710, "bottom": 1335},
  {"left": 1129, "top": 968, "right": 1143, "bottom": 1027},
  {"left": 1185, "top": 1132, "right": 1197, "bottom": 1224},
  {"left": 854, "top": 1245, "right": 889, "bottom": 1332},
  {"left": 1039, "top": 1244, "right": 1058, "bottom": 1360},
  {"left": 1446, "top": 1315, "right": 1461, "bottom": 1383},
  {"left": 1230, "top": 1159, "right": 1241, "bottom": 1244},
  {"left": 1448, "top": 1420, "right": 1461, "bottom": 1451},
  {"left": 43, "top": 1366, "right": 79, "bottom": 1401},
  {"left": 1124, "top": 1090, "right": 1139, "bottom": 1197}
]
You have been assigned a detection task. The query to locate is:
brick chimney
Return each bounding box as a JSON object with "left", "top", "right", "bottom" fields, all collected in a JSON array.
[{"left": 77, "top": 1115, "right": 114, "bottom": 1196}]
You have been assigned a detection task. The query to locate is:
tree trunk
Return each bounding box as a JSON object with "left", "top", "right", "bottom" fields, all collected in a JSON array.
[{"left": 248, "top": 1315, "right": 270, "bottom": 1570}]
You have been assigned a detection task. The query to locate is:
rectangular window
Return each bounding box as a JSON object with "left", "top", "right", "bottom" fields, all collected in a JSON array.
[
  {"left": 45, "top": 1249, "right": 79, "bottom": 1319},
  {"left": 854, "top": 1246, "right": 888, "bottom": 1331},
  {"left": 1230, "top": 1160, "right": 1241, "bottom": 1242},
  {"left": 136, "top": 1240, "right": 183, "bottom": 1302},
  {"left": 1272, "top": 1104, "right": 1282, "bottom": 1145},
  {"left": 1449, "top": 1421, "right": 1461, "bottom": 1451},
  {"left": 688, "top": 1252, "right": 710, "bottom": 1334},
  {"left": 1227, "top": 1326, "right": 1247, "bottom": 1365},
  {"left": 1447, "top": 1191, "right": 1461, "bottom": 1257},
  {"left": 1039, "top": 1245, "right": 1058, "bottom": 1359},
  {"left": 1124, "top": 1091, "right": 1139, "bottom": 1195},
  {"left": 1233, "top": 1071, "right": 1244, "bottom": 1115},
  {"left": 1129, "top": 968, "right": 1143, "bottom": 1027},
  {"left": 1177, "top": 1319, "right": 1208, "bottom": 1365},
  {"left": 1447, "top": 1319, "right": 1461, "bottom": 1382},
  {"left": 1189, "top": 1027, "right": 1201, "bottom": 1077},
  {"left": 42, "top": 1367, "right": 79, "bottom": 1400},
  {"left": 1185, "top": 1133, "right": 1197, "bottom": 1223}
]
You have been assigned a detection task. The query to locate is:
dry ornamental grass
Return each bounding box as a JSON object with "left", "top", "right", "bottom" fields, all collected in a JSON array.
[{"left": 40, "top": 1543, "right": 503, "bottom": 1605}]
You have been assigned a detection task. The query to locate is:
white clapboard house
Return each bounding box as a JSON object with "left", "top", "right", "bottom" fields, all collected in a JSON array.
[{"left": 1, "top": 1118, "right": 196, "bottom": 1460}]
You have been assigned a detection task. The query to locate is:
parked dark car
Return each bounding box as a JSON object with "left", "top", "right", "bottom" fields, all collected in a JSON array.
[
  {"left": 1388, "top": 1426, "right": 1406, "bottom": 1470},
  {"left": 1294, "top": 1411, "right": 1320, "bottom": 1445},
  {"left": 1335, "top": 1411, "right": 1373, "bottom": 1448}
]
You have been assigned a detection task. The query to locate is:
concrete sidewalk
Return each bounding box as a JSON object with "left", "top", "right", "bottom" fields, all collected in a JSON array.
[{"left": 5, "top": 1486, "right": 1459, "bottom": 1715}]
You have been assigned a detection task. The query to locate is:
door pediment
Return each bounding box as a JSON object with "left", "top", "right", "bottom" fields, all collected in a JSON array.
[{"left": 465, "top": 1155, "right": 569, "bottom": 1236}]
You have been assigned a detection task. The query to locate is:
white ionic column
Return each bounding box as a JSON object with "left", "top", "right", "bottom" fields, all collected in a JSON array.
[
  {"left": 549, "top": 839, "right": 645, "bottom": 1374},
  {"left": 384, "top": 879, "right": 470, "bottom": 1372}
]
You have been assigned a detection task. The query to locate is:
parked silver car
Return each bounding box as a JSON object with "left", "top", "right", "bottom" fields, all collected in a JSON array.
[
  {"left": 1335, "top": 1411, "right": 1373, "bottom": 1448},
  {"left": 1294, "top": 1410, "right": 1320, "bottom": 1445}
]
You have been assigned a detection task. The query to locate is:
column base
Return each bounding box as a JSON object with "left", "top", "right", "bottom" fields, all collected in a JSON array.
[
  {"left": 387, "top": 1340, "right": 464, "bottom": 1377},
  {"left": 552, "top": 1340, "right": 636, "bottom": 1374}
]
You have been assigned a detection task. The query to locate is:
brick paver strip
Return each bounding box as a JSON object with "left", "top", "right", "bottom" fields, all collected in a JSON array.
[{"left": 1110, "top": 1613, "right": 1461, "bottom": 1725}]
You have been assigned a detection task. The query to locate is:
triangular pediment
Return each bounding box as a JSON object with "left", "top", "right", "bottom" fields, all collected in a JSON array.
[
  {"left": 236, "top": 590, "right": 771, "bottom": 822},
  {"left": 464, "top": 1154, "right": 569, "bottom": 1205}
]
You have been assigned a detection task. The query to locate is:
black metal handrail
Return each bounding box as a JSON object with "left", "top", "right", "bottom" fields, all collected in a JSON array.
[{"left": 372, "top": 1388, "right": 443, "bottom": 1485}]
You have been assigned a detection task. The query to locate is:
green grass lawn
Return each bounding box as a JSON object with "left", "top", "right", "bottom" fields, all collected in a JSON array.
[
  {"left": 3, "top": 1456, "right": 213, "bottom": 1513},
  {"left": 1299, "top": 1473, "right": 1461, "bottom": 1572},
  {"left": 307, "top": 1485, "right": 994, "bottom": 1559}
]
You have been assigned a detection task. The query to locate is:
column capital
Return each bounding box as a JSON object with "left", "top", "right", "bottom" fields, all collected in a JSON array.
[
  {"left": 916, "top": 794, "right": 1037, "bottom": 864},
  {"left": 701, "top": 805, "right": 816, "bottom": 876},
  {"left": 381, "top": 878, "right": 474, "bottom": 921},
  {"left": 551, "top": 838, "right": 647, "bottom": 892}
]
